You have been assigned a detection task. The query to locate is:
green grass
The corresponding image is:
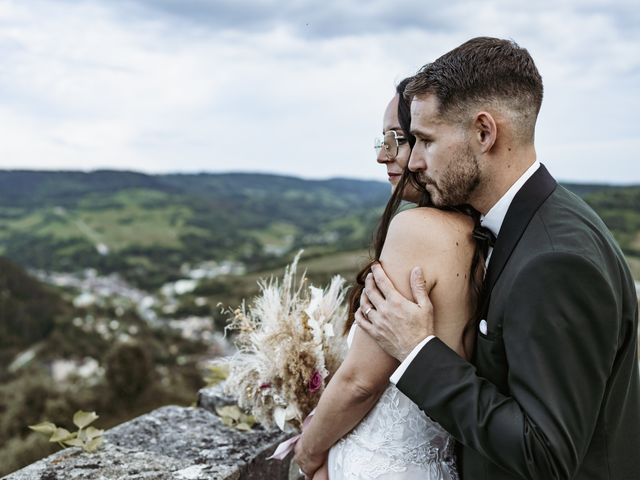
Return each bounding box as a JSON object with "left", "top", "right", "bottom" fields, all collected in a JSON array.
[
  {"left": 72, "top": 189, "right": 203, "bottom": 251},
  {"left": 247, "top": 222, "right": 299, "bottom": 247},
  {"left": 3, "top": 210, "right": 84, "bottom": 241},
  {"left": 227, "top": 248, "right": 369, "bottom": 289},
  {"left": 200, "top": 249, "right": 370, "bottom": 318},
  {"left": 76, "top": 207, "right": 197, "bottom": 251},
  {"left": 0, "top": 190, "right": 208, "bottom": 255}
]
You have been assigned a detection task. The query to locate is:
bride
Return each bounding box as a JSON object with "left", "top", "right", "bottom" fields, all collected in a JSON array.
[{"left": 293, "top": 78, "right": 485, "bottom": 479}]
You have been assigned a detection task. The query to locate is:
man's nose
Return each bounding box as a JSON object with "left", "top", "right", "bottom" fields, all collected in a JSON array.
[{"left": 408, "top": 148, "right": 425, "bottom": 172}]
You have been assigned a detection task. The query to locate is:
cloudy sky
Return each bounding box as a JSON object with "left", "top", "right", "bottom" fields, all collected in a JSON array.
[{"left": 0, "top": 0, "right": 638, "bottom": 184}]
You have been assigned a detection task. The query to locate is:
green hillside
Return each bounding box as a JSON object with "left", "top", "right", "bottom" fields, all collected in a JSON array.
[
  {"left": 580, "top": 186, "right": 640, "bottom": 257},
  {"left": 0, "top": 171, "right": 388, "bottom": 289},
  {"left": 0, "top": 256, "right": 216, "bottom": 475},
  {"left": 0, "top": 257, "right": 68, "bottom": 373}
]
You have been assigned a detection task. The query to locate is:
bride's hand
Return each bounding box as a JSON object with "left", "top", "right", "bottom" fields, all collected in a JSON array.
[
  {"left": 311, "top": 461, "right": 329, "bottom": 480},
  {"left": 293, "top": 436, "right": 326, "bottom": 479}
]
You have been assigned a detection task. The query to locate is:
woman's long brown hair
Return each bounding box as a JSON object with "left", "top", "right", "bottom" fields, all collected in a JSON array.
[{"left": 345, "top": 79, "right": 486, "bottom": 359}]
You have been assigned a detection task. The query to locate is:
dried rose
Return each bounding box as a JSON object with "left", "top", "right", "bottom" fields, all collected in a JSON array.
[{"left": 308, "top": 370, "right": 322, "bottom": 394}]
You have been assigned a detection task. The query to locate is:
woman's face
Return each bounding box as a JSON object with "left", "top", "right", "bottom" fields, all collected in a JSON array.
[{"left": 377, "top": 95, "right": 421, "bottom": 202}]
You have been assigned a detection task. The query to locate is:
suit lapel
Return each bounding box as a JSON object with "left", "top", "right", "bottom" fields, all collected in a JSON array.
[{"left": 481, "top": 164, "right": 557, "bottom": 314}]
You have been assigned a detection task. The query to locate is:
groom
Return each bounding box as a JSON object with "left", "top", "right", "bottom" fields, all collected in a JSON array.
[{"left": 357, "top": 37, "right": 640, "bottom": 479}]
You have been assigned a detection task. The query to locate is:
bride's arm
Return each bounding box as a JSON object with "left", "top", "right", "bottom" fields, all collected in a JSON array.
[
  {"left": 294, "top": 308, "right": 399, "bottom": 474},
  {"left": 294, "top": 207, "right": 474, "bottom": 475}
]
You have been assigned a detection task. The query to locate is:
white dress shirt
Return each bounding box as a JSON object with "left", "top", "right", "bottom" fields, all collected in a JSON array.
[{"left": 389, "top": 160, "right": 541, "bottom": 385}]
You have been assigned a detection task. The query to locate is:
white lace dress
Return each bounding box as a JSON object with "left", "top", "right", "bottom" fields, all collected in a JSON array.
[{"left": 327, "top": 325, "right": 458, "bottom": 479}]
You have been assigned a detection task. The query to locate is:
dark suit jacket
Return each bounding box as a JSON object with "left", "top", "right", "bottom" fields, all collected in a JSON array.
[{"left": 397, "top": 165, "right": 640, "bottom": 479}]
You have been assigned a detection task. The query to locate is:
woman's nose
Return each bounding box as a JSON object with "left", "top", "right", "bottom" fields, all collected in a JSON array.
[{"left": 376, "top": 148, "right": 391, "bottom": 164}]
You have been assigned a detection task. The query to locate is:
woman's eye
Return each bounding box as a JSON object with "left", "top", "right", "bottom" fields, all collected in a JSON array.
[{"left": 397, "top": 137, "right": 407, "bottom": 144}]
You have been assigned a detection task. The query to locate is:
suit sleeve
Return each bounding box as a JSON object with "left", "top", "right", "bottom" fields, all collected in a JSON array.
[{"left": 396, "top": 252, "right": 620, "bottom": 479}]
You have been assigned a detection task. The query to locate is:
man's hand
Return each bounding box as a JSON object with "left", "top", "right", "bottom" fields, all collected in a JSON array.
[
  {"left": 356, "top": 263, "right": 435, "bottom": 362},
  {"left": 293, "top": 435, "right": 325, "bottom": 479}
]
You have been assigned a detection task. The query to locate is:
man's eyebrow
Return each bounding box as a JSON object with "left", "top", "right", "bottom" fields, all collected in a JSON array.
[{"left": 410, "top": 128, "right": 432, "bottom": 138}]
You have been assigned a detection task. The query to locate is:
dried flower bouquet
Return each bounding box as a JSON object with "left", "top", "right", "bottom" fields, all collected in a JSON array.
[{"left": 220, "top": 252, "right": 348, "bottom": 432}]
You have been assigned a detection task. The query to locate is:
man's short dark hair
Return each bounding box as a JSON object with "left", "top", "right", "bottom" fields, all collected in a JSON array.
[{"left": 406, "top": 37, "right": 543, "bottom": 142}]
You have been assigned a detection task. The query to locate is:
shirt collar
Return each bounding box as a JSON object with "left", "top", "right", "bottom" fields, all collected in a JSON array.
[{"left": 481, "top": 160, "right": 540, "bottom": 238}]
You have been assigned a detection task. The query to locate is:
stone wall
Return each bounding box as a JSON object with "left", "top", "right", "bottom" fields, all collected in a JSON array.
[{"left": 2, "top": 385, "right": 297, "bottom": 480}]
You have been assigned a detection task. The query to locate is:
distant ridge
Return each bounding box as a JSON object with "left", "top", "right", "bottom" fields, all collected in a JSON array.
[
  {"left": 2, "top": 169, "right": 637, "bottom": 187},
  {"left": 0, "top": 170, "right": 389, "bottom": 208}
]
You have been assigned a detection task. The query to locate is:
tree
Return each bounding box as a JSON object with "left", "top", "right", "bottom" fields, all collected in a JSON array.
[{"left": 104, "top": 341, "right": 153, "bottom": 400}]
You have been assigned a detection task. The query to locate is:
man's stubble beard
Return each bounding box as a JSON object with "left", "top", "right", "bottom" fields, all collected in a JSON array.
[{"left": 422, "top": 144, "right": 480, "bottom": 207}]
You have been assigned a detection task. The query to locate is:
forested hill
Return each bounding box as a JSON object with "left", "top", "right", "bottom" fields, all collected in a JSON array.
[
  {"left": 0, "top": 257, "right": 69, "bottom": 367},
  {"left": 0, "top": 170, "right": 638, "bottom": 289},
  {"left": 0, "top": 171, "right": 388, "bottom": 208},
  {"left": 573, "top": 185, "right": 640, "bottom": 260},
  {"left": 0, "top": 171, "right": 389, "bottom": 289}
]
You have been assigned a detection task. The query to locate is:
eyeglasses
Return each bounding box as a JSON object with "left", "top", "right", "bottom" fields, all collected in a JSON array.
[{"left": 374, "top": 130, "right": 405, "bottom": 160}]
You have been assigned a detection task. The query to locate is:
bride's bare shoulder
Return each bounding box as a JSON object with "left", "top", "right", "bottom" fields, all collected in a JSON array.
[{"left": 386, "top": 207, "right": 475, "bottom": 252}]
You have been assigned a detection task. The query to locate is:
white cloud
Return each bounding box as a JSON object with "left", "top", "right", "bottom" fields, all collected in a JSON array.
[{"left": 0, "top": 0, "right": 637, "bottom": 183}]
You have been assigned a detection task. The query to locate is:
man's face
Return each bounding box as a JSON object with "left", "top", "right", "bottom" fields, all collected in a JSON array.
[{"left": 408, "top": 94, "right": 480, "bottom": 206}]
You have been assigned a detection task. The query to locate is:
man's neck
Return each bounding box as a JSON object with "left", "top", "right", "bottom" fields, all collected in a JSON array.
[{"left": 472, "top": 148, "right": 537, "bottom": 215}]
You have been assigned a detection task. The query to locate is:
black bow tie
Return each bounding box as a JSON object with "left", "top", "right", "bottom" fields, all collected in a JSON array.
[{"left": 472, "top": 225, "right": 497, "bottom": 258}]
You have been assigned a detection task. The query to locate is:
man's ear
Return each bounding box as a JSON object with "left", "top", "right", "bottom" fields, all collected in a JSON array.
[{"left": 473, "top": 111, "right": 497, "bottom": 153}]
